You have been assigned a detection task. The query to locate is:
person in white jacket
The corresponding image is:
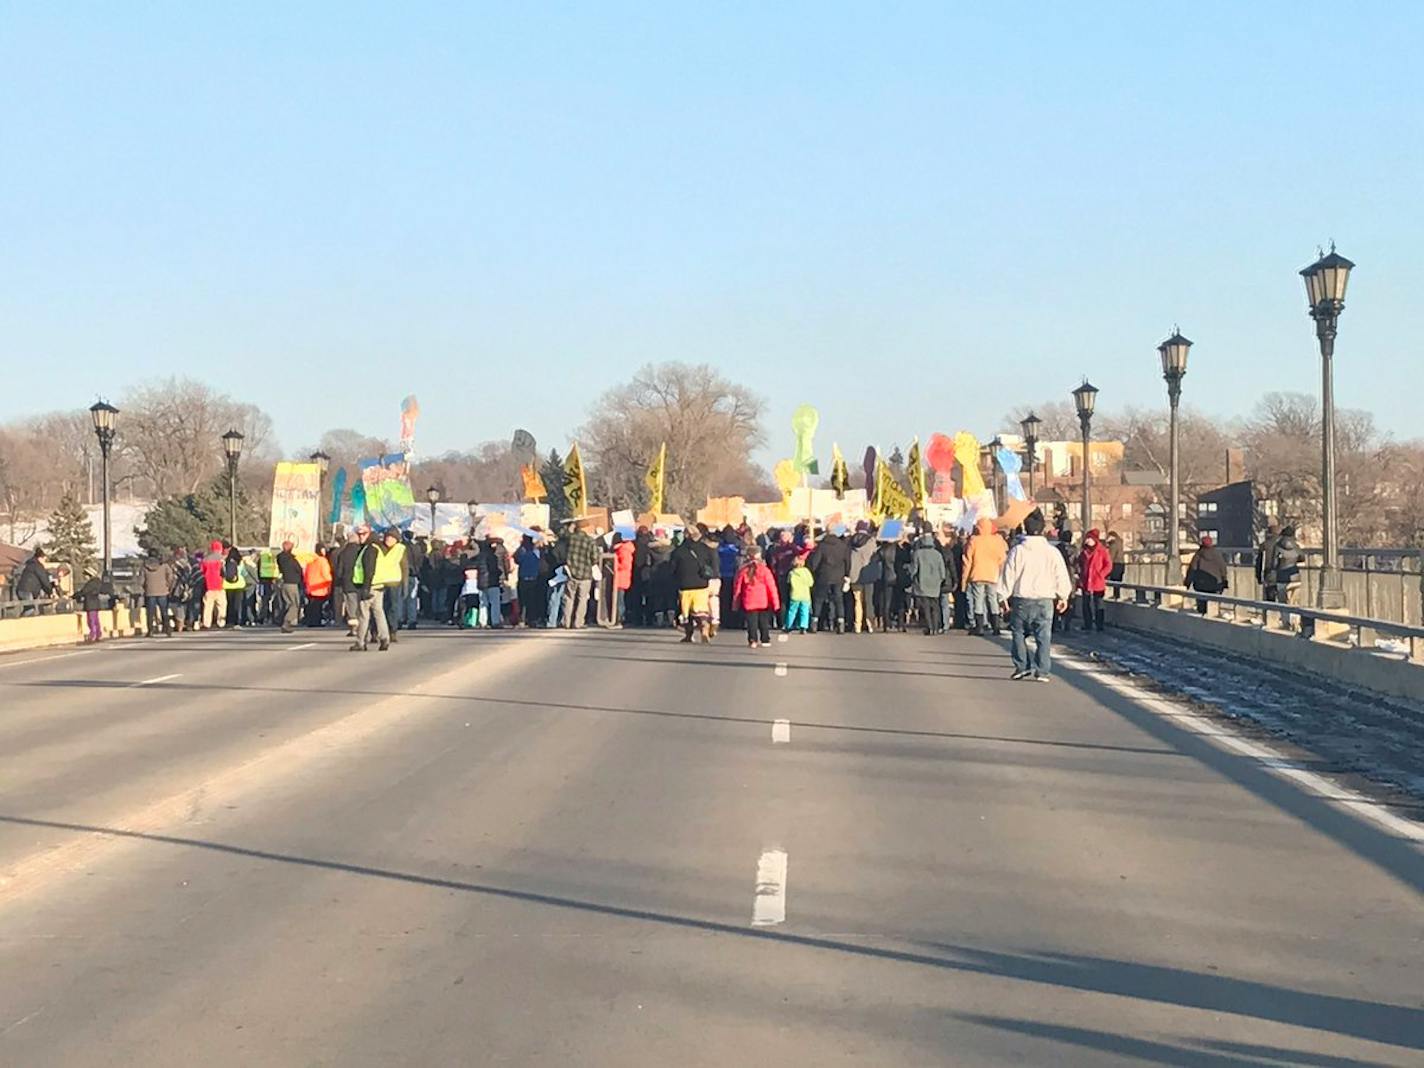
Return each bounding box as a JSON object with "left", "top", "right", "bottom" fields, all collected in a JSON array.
[{"left": 997, "top": 509, "right": 1073, "bottom": 681}]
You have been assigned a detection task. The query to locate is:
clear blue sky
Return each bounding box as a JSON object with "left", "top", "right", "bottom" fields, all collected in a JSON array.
[{"left": 3, "top": 2, "right": 1421, "bottom": 464}]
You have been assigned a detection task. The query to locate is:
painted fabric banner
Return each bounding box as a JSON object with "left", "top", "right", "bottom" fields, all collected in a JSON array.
[
  {"left": 995, "top": 445, "right": 1026, "bottom": 501},
  {"left": 268, "top": 462, "right": 321, "bottom": 550},
  {"left": 954, "top": 432, "right": 986, "bottom": 498},
  {"left": 359, "top": 453, "right": 416, "bottom": 530}
]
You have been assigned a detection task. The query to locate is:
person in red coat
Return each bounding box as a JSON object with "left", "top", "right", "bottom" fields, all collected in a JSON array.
[
  {"left": 611, "top": 533, "right": 635, "bottom": 626},
  {"left": 731, "top": 547, "right": 782, "bottom": 648},
  {"left": 1077, "top": 528, "right": 1114, "bottom": 633}
]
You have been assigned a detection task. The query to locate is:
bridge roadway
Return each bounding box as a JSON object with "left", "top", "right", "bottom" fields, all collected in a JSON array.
[{"left": 0, "top": 626, "right": 1419, "bottom": 1066}]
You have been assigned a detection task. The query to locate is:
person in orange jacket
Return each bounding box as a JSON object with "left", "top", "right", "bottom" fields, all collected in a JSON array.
[
  {"left": 961, "top": 517, "right": 1008, "bottom": 635},
  {"left": 303, "top": 545, "right": 334, "bottom": 627}
]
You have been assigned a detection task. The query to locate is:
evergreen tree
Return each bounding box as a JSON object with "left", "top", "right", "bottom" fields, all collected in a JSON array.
[
  {"left": 139, "top": 473, "right": 266, "bottom": 552},
  {"left": 46, "top": 491, "right": 98, "bottom": 575},
  {"left": 541, "top": 449, "right": 570, "bottom": 524}
]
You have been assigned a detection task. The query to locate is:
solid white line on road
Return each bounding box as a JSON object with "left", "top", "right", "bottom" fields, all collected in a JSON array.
[
  {"left": 771, "top": 719, "right": 791, "bottom": 744},
  {"left": 1056, "top": 653, "right": 1424, "bottom": 845},
  {"left": 774, "top": 662, "right": 788, "bottom": 677},
  {"left": 284, "top": 643, "right": 316, "bottom": 652},
  {"left": 0, "top": 651, "right": 86, "bottom": 671},
  {"left": 752, "top": 849, "right": 788, "bottom": 926},
  {"left": 130, "top": 673, "right": 182, "bottom": 688}
]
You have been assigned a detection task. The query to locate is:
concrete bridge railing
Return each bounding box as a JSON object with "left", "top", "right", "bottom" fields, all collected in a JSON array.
[{"left": 1104, "top": 581, "right": 1424, "bottom": 706}]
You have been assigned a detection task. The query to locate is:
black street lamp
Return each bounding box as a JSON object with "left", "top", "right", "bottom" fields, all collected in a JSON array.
[
  {"left": 88, "top": 400, "right": 119, "bottom": 576},
  {"left": 1072, "top": 380, "right": 1099, "bottom": 537},
  {"left": 1159, "top": 330, "right": 1192, "bottom": 565},
  {"left": 310, "top": 450, "right": 330, "bottom": 544},
  {"left": 222, "top": 429, "right": 244, "bottom": 546},
  {"left": 1019, "top": 411, "right": 1041, "bottom": 499},
  {"left": 1300, "top": 245, "right": 1354, "bottom": 609},
  {"left": 426, "top": 485, "right": 442, "bottom": 535},
  {"left": 467, "top": 499, "right": 480, "bottom": 539}
]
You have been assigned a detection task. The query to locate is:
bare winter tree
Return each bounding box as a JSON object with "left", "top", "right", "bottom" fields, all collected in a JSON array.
[
  {"left": 579, "top": 363, "right": 769, "bottom": 515},
  {"left": 410, "top": 443, "right": 524, "bottom": 503},
  {"left": 118, "top": 378, "right": 277, "bottom": 498},
  {"left": 1001, "top": 401, "right": 1082, "bottom": 442}
]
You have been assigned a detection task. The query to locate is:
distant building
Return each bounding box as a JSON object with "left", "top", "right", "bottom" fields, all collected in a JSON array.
[{"left": 1194, "top": 481, "right": 1257, "bottom": 548}]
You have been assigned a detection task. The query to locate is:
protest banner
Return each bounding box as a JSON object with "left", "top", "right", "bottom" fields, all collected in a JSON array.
[
  {"left": 696, "top": 495, "right": 745, "bottom": 528},
  {"left": 359, "top": 453, "right": 416, "bottom": 529},
  {"left": 743, "top": 501, "right": 791, "bottom": 532},
  {"left": 268, "top": 462, "right": 321, "bottom": 549}
]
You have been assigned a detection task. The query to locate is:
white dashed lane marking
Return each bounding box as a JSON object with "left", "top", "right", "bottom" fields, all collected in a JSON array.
[
  {"left": 773, "top": 662, "right": 788, "bottom": 677},
  {"left": 751, "top": 849, "right": 788, "bottom": 926},
  {"left": 771, "top": 719, "right": 791, "bottom": 744},
  {"left": 130, "top": 673, "right": 182, "bottom": 688}
]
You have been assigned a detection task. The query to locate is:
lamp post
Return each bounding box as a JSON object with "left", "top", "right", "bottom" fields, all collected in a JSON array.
[
  {"left": 1072, "top": 381, "right": 1099, "bottom": 537},
  {"left": 1300, "top": 245, "right": 1354, "bottom": 610},
  {"left": 88, "top": 401, "right": 119, "bottom": 576},
  {"left": 1019, "top": 412, "right": 1041, "bottom": 499},
  {"left": 222, "top": 429, "right": 244, "bottom": 546},
  {"left": 1159, "top": 330, "right": 1192, "bottom": 566},
  {"left": 310, "top": 451, "right": 330, "bottom": 544},
  {"left": 426, "top": 485, "right": 442, "bottom": 536},
  {"left": 467, "top": 499, "right": 480, "bottom": 539}
]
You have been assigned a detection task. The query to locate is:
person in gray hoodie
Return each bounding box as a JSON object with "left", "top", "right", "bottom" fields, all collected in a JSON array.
[
  {"left": 848, "top": 522, "right": 882, "bottom": 633},
  {"left": 910, "top": 533, "right": 946, "bottom": 635}
]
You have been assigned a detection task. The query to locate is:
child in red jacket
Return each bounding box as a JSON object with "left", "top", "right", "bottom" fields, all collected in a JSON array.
[{"left": 731, "top": 547, "right": 781, "bottom": 648}]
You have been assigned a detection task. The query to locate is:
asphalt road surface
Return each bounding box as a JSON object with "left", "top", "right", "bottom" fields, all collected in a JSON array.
[{"left": 0, "top": 625, "right": 1420, "bottom": 1066}]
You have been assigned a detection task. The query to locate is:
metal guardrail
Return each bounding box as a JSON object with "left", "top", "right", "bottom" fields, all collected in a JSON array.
[{"left": 1108, "top": 581, "right": 1424, "bottom": 663}]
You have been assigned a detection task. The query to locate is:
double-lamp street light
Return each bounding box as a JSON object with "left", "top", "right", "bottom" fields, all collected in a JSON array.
[
  {"left": 1158, "top": 330, "right": 1192, "bottom": 564},
  {"left": 1300, "top": 245, "right": 1354, "bottom": 610},
  {"left": 222, "top": 429, "right": 244, "bottom": 546},
  {"left": 1071, "top": 380, "right": 1099, "bottom": 536},
  {"left": 88, "top": 400, "right": 119, "bottom": 576}
]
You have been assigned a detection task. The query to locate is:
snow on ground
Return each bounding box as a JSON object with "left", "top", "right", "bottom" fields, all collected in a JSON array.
[{"left": 1062, "top": 626, "right": 1424, "bottom": 807}]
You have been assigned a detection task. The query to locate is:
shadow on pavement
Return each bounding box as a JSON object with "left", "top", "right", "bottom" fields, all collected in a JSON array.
[
  {"left": 5, "top": 678, "right": 1181, "bottom": 758},
  {"left": 1, "top": 813, "right": 1418, "bottom": 1054},
  {"left": 954, "top": 1013, "right": 1392, "bottom": 1067},
  {"left": 1053, "top": 656, "right": 1424, "bottom": 898},
  {"left": 571, "top": 652, "right": 1005, "bottom": 680}
]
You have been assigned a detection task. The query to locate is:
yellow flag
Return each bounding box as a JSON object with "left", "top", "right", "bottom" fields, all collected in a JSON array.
[
  {"left": 906, "top": 438, "right": 927, "bottom": 511},
  {"left": 872, "top": 459, "right": 913, "bottom": 519},
  {"left": 521, "top": 464, "right": 546, "bottom": 501},
  {"left": 564, "top": 444, "right": 587, "bottom": 514},
  {"left": 955, "top": 431, "right": 986, "bottom": 498},
  {"left": 645, "top": 442, "right": 666, "bottom": 514}
]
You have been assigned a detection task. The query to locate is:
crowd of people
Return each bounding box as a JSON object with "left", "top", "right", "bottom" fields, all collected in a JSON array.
[{"left": 9, "top": 505, "right": 1296, "bottom": 681}]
